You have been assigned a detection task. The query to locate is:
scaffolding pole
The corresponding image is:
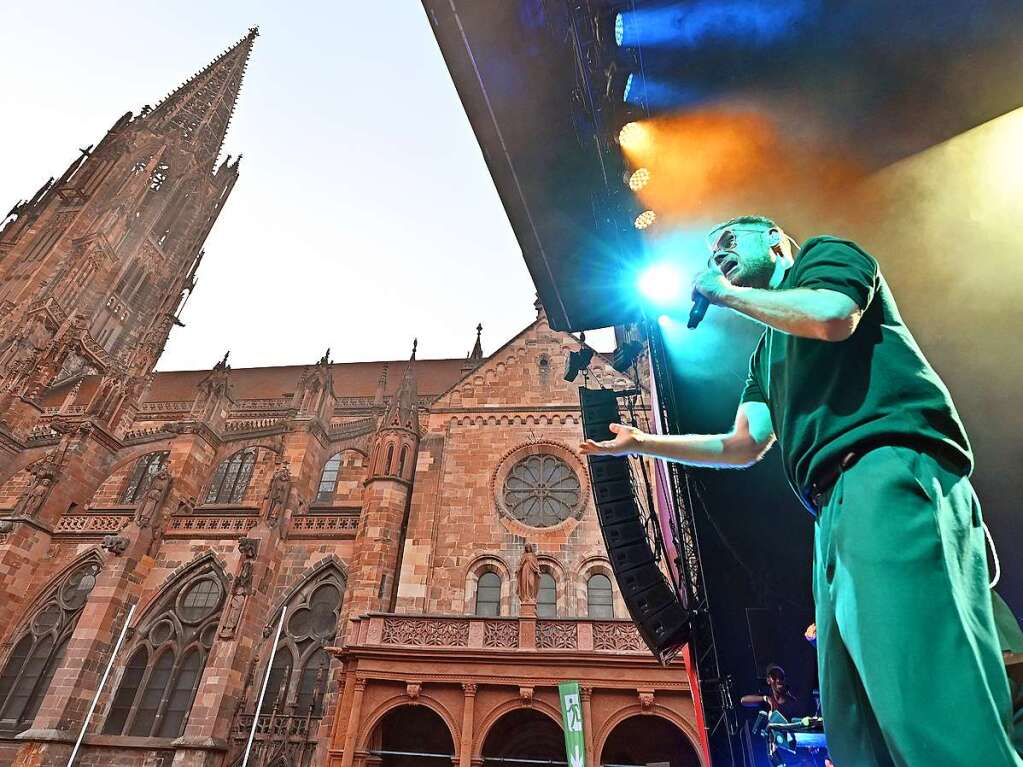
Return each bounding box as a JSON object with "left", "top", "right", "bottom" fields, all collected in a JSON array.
[{"left": 242, "top": 606, "right": 287, "bottom": 767}]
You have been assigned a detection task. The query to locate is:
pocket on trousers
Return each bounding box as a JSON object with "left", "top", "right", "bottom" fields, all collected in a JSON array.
[{"left": 885, "top": 446, "right": 934, "bottom": 504}]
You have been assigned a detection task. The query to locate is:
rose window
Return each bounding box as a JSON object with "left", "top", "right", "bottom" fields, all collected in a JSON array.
[{"left": 501, "top": 454, "right": 582, "bottom": 528}]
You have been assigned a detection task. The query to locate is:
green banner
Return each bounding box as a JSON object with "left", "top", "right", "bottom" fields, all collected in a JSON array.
[{"left": 558, "top": 681, "right": 586, "bottom": 767}]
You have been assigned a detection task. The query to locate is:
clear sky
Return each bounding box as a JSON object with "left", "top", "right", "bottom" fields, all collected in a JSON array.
[{"left": 0, "top": 2, "right": 614, "bottom": 370}]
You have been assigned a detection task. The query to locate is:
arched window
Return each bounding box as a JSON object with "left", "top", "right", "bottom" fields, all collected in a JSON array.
[
  {"left": 120, "top": 451, "right": 169, "bottom": 504},
  {"left": 0, "top": 560, "right": 100, "bottom": 732},
  {"left": 316, "top": 453, "right": 342, "bottom": 503},
  {"left": 103, "top": 563, "right": 225, "bottom": 737},
  {"left": 537, "top": 573, "right": 557, "bottom": 618},
  {"left": 257, "top": 568, "right": 344, "bottom": 719},
  {"left": 587, "top": 574, "right": 614, "bottom": 619},
  {"left": 384, "top": 444, "right": 395, "bottom": 476},
  {"left": 475, "top": 572, "right": 502, "bottom": 617},
  {"left": 397, "top": 446, "right": 409, "bottom": 478},
  {"left": 205, "top": 448, "right": 257, "bottom": 504}
]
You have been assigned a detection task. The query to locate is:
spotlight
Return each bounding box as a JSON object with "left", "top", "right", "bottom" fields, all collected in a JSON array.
[
  {"left": 624, "top": 72, "right": 635, "bottom": 102},
  {"left": 611, "top": 340, "right": 644, "bottom": 373},
  {"left": 564, "top": 346, "right": 594, "bottom": 383},
  {"left": 638, "top": 263, "right": 682, "bottom": 304},
  {"left": 618, "top": 121, "right": 646, "bottom": 150},
  {"left": 614, "top": 12, "right": 625, "bottom": 46},
  {"left": 628, "top": 168, "right": 650, "bottom": 191},
  {"left": 634, "top": 210, "right": 656, "bottom": 230}
]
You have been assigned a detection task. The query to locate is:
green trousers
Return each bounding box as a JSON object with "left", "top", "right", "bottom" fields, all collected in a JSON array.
[{"left": 812, "top": 445, "right": 1021, "bottom": 766}]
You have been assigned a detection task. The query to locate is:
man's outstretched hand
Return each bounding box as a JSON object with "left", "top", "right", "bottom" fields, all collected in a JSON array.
[{"left": 579, "top": 422, "right": 646, "bottom": 457}]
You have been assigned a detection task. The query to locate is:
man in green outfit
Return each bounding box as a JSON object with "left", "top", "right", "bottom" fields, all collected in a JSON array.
[{"left": 580, "top": 215, "right": 1021, "bottom": 766}]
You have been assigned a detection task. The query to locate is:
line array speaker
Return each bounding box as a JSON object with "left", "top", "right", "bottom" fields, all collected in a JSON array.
[{"left": 579, "top": 387, "right": 691, "bottom": 664}]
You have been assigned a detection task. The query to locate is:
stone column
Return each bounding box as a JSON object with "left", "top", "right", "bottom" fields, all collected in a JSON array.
[
  {"left": 458, "top": 682, "right": 478, "bottom": 767},
  {"left": 339, "top": 678, "right": 368, "bottom": 767},
  {"left": 581, "top": 686, "right": 595, "bottom": 767}
]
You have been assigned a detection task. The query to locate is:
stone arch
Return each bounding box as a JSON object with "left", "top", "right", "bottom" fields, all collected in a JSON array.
[
  {"left": 474, "top": 699, "right": 564, "bottom": 762},
  {"left": 8, "top": 548, "right": 104, "bottom": 628},
  {"left": 88, "top": 447, "right": 172, "bottom": 508},
  {"left": 358, "top": 694, "right": 460, "bottom": 754},
  {"left": 464, "top": 555, "right": 513, "bottom": 616},
  {"left": 595, "top": 708, "right": 706, "bottom": 767},
  {"left": 133, "top": 551, "right": 228, "bottom": 625},
  {"left": 314, "top": 448, "right": 368, "bottom": 505},
  {"left": 576, "top": 557, "right": 623, "bottom": 619}
]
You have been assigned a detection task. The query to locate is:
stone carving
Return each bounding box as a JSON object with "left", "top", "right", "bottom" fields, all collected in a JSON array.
[
  {"left": 134, "top": 465, "right": 172, "bottom": 528},
  {"left": 483, "top": 620, "right": 519, "bottom": 649},
  {"left": 536, "top": 621, "right": 578, "bottom": 649},
  {"left": 219, "top": 537, "right": 258, "bottom": 639},
  {"left": 405, "top": 682, "right": 422, "bottom": 701},
  {"left": 592, "top": 622, "right": 643, "bottom": 652},
  {"left": 519, "top": 686, "right": 534, "bottom": 706},
  {"left": 516, "top": 543, "right": 540, "bottom": 605},
  {"left": 102, "top": 533, "right": 130, "bottom": 555},
  {"left": 13, "top": 452, "right": 60, "bottom": 519},
  {"left": 264, "top": 462, "right": 291, "bottom": 525},
  {"left": 380, "top": 617, "right": 470, "bottom": 647},
  {"left": 638, "top": 690, "right": 655, "bottom": 712}
]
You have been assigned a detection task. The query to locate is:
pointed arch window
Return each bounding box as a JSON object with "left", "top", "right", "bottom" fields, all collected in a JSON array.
[
  {"left": 120, "top": 451, "right": 169, "bottom": 504},
  {"left": 0, "top": 560, "right": 100, "bottom": 733},
  {"left": 257, "top": 569, "right": 344, "bottom": 720},
  {"left": 205, "top": 447, "right": 257, "bottom": 504},
  {"left": 384, "top": 444, "right": 395, "bottom": 476},
  {"left": 397, "top": 446, "right": 409, "bottom": 478},
  {"left": 475, "top": 572, "right": 502, "bottom": 617},
  {"left": 316, "top": 453, "right": 342, "bottom": 503},
  {"left": 103, "top": 565, "right": 225, "bottom": 737}
]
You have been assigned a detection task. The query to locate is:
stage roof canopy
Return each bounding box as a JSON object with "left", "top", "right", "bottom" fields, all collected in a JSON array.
[{"left": 422, "top": 0, "right": 1023, "bottom": 332}]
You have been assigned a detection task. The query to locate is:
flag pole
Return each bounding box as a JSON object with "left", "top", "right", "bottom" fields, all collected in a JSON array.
[
  {"left": 242, "top": 606, "right": 287, "bottom": 767},
  {"left": 66, "top": 602, "right": 136, "bottom": 767}
]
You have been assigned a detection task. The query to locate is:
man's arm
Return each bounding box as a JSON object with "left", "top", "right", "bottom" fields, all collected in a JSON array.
[
  {"left": 693, "top": 269, "right": 862, "bottom": 342},
  {"left": 579, "top": 401, "right": 775, "bottom": 468}
]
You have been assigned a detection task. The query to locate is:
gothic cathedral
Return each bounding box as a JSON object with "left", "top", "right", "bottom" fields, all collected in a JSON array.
[{"left": 0, "top": 29, "right": 703, "bottom": 767}]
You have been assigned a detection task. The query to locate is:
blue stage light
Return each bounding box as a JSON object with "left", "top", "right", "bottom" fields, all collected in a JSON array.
[
  {"left": 638, "top": 263, "right": 683, "bottom": 305},
  {"left": 624, "top": 72, "right": 635, "bottom": 103},
  {"left": 615, "top": 0, "right": 817, "bottom": 50},
  {"left": 658, "top": 314, "right": 674, "bottom": 329}
]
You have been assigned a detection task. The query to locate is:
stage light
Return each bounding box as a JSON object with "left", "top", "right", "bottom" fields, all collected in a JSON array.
[
  {"left": 614, "top": 12, "right": 625, "bottom": 46},
  {"left": 658, "top": 314, "right": 674, "bottom": 328},
  {"left": 618, "top": 121, "right": 647, "bottom": 150},
  {"left": 628, "top": 168, "right": 650, "bottom": 191},
  {"left": 564, "top": 346, "right": 594, "bottom": 382},
  {"left": 623, "top": 73, "right": 635, "bottom": 102},
  {"left": 634, "top": 210, "right": 656, "bottom": 230},
  {"left": 638, "top": 262, "right": 682, "bottom": 304},
  {"left": 611, "top": 340, "right": 645, "bottom": 372}
]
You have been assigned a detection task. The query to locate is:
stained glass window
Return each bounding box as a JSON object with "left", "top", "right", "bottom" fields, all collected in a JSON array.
[{"left": 502, "top": 454, "right": 581, "bottom": 528}]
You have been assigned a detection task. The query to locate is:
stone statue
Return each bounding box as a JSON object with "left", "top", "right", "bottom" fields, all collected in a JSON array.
[
  {"left": 134, "top": 465, "right": 172, "bottom": 528},
  {"left": 13, "top": 454, "right": 59, "bottom": 519},
  {"left": 219, "top": 537, "right": 258, "bottom": 639},
  {"left": 516, "top": 543, "right": 541, "bottom": 604},
  {"left": 102, "top": 534, "right": 129, "bottom": 556},
  {"left": 264, "top": 463, "right": 291, "bottom": 523}
]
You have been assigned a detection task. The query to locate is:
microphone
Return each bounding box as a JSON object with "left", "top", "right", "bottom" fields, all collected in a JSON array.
[{"left": 688, "top": 293, "right": 709, "bottom": 329}]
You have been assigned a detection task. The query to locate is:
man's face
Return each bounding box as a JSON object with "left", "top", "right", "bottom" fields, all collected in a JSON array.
[{"left": 707, "top": 226, "right": 777, "bottom": 289}]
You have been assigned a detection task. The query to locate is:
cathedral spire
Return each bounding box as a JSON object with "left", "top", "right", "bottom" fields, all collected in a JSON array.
[{"left": 147, "top": 27, "right": 258, "bottom": 169}]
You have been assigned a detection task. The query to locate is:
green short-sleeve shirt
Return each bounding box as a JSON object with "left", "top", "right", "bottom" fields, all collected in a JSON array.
[{"left": 740, "top": 236, "right": 973, "bottom": 501}]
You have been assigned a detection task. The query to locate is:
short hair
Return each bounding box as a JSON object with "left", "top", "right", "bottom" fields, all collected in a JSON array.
[
  {"left": 709, "top": 215, "right": 779, "bottom": 236},
  {"left": 765, "top": 664, "right": 786, "bottom": 681}
]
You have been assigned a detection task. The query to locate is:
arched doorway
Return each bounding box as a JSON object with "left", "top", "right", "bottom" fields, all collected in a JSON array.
[
  {"left": 482, "top": 708, "right": 565, "bottom": 767},
  {"left": 366, "top": 705, "right": 455, "bottom": 767},
  {"left": 600, "top": 715, "right": 701, "bottom": 767}
]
